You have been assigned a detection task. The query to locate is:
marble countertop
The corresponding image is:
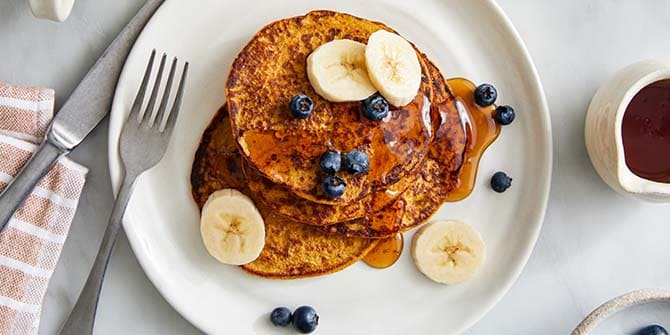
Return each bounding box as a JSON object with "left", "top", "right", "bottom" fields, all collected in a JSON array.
[{"left": 2, "top": 0, "right": 670, "bottom": 334}]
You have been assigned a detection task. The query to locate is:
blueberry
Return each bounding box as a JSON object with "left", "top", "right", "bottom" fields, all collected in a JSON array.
[
  {"left": 343, "top": 151, "right": 370, "bottom": 175},
  {"left": 474, "top": 83, "right": 497, "bottom": 107},
  {"left": 491, "top": 171, "right": 512, "bottom": 193},
  {"left": 495, "top": 105, "right": 516, "bottom": 125},
  {"left": 293, "top": 306, "right": 319, "bottom": 334},
  {"left": 322, "top": 175, "right": 346, "bottom": 198},
  {"left": 639, "top": 325, "right": 669, "bottom": 335},
  {"left": 290, "top": 94, "right": 314, "bottom": 119},
  {"left": 320, "top": 151, "right": 341, "bottom": 174},
  {"left": 270, "top": 307, "right": 292, "bottom": 327},
  {"left": 363, "top": 93, "right": 389, "bottom": 120}
]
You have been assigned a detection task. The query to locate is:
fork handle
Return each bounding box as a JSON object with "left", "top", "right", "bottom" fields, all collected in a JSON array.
[
  {"left": 59, "top": 177, "right": 136, "bottom": 335},
  {"left": 0, "top": 139, "right": 67, "bottom": 232}
]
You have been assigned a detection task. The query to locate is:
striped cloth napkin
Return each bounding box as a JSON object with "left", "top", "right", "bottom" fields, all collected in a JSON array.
[{"left": 0, "top": 82, "right": 87, "bottom": 334}]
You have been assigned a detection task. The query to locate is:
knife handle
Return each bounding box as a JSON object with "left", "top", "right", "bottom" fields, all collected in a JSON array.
[{"left": 0, "top": 139, "right": 67, "bottom": 232}]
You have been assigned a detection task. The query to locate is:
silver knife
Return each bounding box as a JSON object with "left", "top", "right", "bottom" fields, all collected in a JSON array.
[{"left": 0, "top": 0, "right": 166, "bottom": 231}]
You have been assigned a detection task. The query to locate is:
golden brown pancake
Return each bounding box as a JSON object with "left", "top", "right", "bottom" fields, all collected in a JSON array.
[
  {"left": 227, "top": 10, "right": 435, "bottom": 205},
  {"left": 191, "top": 107, "right": 247, "bottom": 203},
  {"left": 323, "top": 58, "right": 467, "bottom": 238},
  {"left": 192, "top": 106, "right": 406, "bottom": 239},
  {"left": 193, "top": 59, "right": 467, "bottom": 244},
  {"left": 191, "top": 106, "right": 376, "bottom": 279},
  {"left": 242, "top": 212, "right": 376, "bottom": 279},
  {"left": 303, "top": 61, "right": 499, "bottom": 240},
  {"left": 244, "top": 50, "right": 464, "bottom": 230},
  {"left": 243, "top": 154, "right": 412, "bottom": 226},
  {"left": 240, "top": 49, "right": 449, "bottom": 226}
]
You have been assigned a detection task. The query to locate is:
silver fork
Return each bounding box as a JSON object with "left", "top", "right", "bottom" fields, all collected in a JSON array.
[{"left": 59, "top": 50, "right": 189, "bottom": 335}]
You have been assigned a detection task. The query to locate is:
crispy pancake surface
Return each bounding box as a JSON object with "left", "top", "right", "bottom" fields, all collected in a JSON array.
[
  {"left": 221, "top": 56, "right": 466, "bottom": 241},
  {"left": 226, "top": 10, "right": 434, "bottom": 205},
  {"left": 241, "top": 50, "right": 448, "bottom": 226},
  {"left": 242, "top": 213, "right": 376, "bottom": 279},
  {"left": 191, "top": 106, "right": 376, "bottom": 279},
  {"left": 244, "top": 160, "right": 411, "bottom": 226}
]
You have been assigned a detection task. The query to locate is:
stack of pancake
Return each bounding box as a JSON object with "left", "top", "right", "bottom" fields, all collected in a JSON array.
[{"left": 191, "top": 10, "right": 468, "bottom": 279}]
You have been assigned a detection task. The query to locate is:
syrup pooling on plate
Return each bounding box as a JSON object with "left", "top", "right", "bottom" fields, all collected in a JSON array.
[
  {"left": 445, "top": 78, "right": 501, "bottom": 201},
  {"left": 362, "top": 78, "right": 500, "bottom": 268},
  {"left": 363, "top": 233, "right": 404, "bottom": 269}
]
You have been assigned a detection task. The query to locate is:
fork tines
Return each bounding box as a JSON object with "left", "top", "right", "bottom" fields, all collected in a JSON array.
[{"left": 130, "top": 49, "right": 189, "bottom": 133}]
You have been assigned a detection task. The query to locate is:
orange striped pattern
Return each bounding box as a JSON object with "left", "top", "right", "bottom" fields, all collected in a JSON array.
[
  {"left": 0, "top": 228, "right": 62, "bottom": 270},
  {"left": 0, "top": 106, "right": 48, "bottom": 140},
  {"left": 0, "top": 83, "right": 54, "bottom": 102},
  {"left": 0, "top": 143, "right": 32, "bottom": 176},
  {"left": 0, "top": 81, "right": 87, "bottom": 335},
  {"left": 0, "top": 82, "right": 53, "bottom": 144}
]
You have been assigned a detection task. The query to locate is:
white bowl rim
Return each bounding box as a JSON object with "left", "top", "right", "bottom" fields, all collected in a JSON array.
[{"left": 572, "top": 288, "right": 670, "bottom": 335}]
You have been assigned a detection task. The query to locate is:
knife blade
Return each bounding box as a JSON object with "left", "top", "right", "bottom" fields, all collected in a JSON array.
[{"left": 0, "top": 0, "right": 166, "bottom": 231}]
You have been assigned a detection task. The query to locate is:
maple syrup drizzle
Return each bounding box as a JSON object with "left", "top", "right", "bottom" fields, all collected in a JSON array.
[
  {"left": 239, "top": 92, "right": 433, "bottom": 202},
  {"left": 363, "top": 234, "right": 403, "bottom": 269},
  {"left": 445, "top": 78, "right": 501, "bottom": 201},
  {"left": 363, "top": 78, "right": 501, "bottom": 269}
]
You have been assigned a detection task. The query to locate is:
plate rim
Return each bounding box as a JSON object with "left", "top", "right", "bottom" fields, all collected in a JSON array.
[{"left": 107, "top": 0, "right": 553, "bottom": 333}]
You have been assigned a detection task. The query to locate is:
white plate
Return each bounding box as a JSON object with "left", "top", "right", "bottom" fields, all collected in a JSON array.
[{"left": 108, "top": 0, "right": 552, "bottom": 334}]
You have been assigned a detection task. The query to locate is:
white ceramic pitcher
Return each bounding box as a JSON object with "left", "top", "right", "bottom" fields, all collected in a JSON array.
[{"left": 586, "top": 59, "right": 670, "bottom": 202}]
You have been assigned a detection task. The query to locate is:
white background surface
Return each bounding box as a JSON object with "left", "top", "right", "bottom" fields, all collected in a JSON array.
[{"left": 1, "top": 0, "right": 670, "bottom": 334}]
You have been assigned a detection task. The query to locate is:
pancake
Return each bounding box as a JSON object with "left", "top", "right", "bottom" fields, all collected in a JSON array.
[
  {"left": 323, "top": 58, "right": 467, "bottom": 238},
  {"left": 244, "top": 158, "right": 412, "bottom": 226},
  {"left": 241, "top": 49, "right": 445, "bottom": 226},
  {"left": 192, "top": 106, "right": 406, "bottom": 239},
  {"left": 191, "top": 106, "right": 376, "bottom": 279},
  {"left": 232, "top": 54, "right": 465, "bottom": 240},
  {"left": 191, "top": 106, "right": 247, "bottom": 204},
  {"left": 242, "top": 212, "right": 377, "bottom": 279},
  {"left": 227, "top": 10, "right": 435, "bottom": 205}
]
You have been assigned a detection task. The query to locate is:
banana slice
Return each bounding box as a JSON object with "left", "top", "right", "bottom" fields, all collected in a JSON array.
[
  {"left": 200, "top": 189, "right": 265, "bottom": 265},
  {"left": 365, "top": 30, "right": 422, "bottom": 107},
  {"left": 411, "top": 220, "right": 485, "bottom": 284},
  {"left": 307, "top": 39, "right": 378, "bottom": 102}
]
